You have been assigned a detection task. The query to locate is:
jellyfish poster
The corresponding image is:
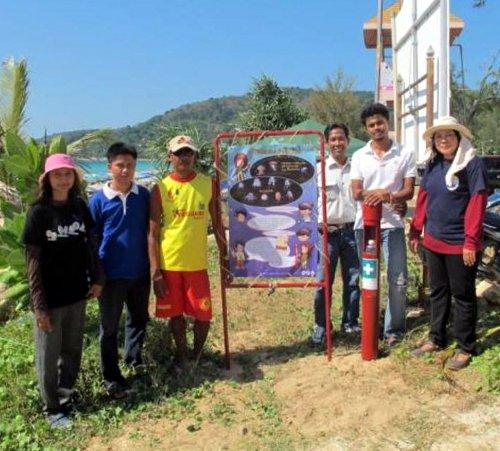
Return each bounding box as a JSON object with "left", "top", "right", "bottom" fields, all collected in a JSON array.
[{"left": 227, "top": 143, "right": 318, "bottom": 278}]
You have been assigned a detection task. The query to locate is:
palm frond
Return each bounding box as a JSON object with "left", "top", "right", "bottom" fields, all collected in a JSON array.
[
  {"left": 67, "top": 128, "right": 115, "bottom": 154},
  {"left": 0, "top": 58, "right": 29, "bottom": 138}
]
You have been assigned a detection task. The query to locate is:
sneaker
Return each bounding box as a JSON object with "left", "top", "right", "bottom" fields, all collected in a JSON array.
[
  {"left": 445, "top": 350, "right": 472, "bottom": 371},
  {"left": 310, "top": 325, "right": 326, "bottom": 345},
  {"left": 343, "top": 324, "right": 361, "bottom": 334},
  {"left": 46, "top": 412, "right": 72, "bottom": 429}
]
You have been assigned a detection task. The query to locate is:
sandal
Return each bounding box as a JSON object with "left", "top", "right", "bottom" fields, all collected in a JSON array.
[
  {"left": 445, "top": 350, "right": 472, "bottom": 371},
  {"left": 106, "top": 381, "right": 128, "bottom": 399},
  {"left": 411, "top": 341, "right": 441, "bottom": 358}
]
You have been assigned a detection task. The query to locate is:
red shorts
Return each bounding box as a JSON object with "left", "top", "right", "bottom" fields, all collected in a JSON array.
[{"left": 155, "top": 269, "right": 212, "bottom": 321}]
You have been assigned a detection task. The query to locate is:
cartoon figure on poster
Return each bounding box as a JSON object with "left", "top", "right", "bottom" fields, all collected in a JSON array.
[
  {"left": 233, "top": 153, "right": 249, "bottom": 182},
  {"left": 227, "top": 143, "right": 319, "bottom": 278},
  {"left": 232, "top": 240, "right": 247, "bottom": 269},
  {"left": 294, "top": 228, "right": 314, "bottom": 271}
]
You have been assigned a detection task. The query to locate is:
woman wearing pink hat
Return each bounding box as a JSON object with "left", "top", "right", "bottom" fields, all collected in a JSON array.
[
  {"left": 22, "top": 153, "right": 104, "bottom": 428},
  {"left": 410, "top": 117, "right": 488, "bottom": 370}
]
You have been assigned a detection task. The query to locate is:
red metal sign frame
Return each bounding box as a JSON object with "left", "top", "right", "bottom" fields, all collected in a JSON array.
[{"left": 212, "top": 129, "right": 332, "bottom": 368}]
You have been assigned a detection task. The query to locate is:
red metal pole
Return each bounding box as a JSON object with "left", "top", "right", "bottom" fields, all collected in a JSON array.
[
  {"left": 360, "top": 203, "right": 382, "bottom": 361},
  {"left": 213, "top": 136, "right": 231, "bottom": 369}
]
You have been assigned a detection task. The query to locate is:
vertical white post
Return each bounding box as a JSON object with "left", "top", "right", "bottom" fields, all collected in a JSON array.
[
  {"left": 412, "top": 0, "right": 419, "bottom": 159},
  {"left": 375, "top": 0, "right": 384, "bottom": 102},
  {"left": 439, "top": 0, "right": 450, "bottom": 116}
]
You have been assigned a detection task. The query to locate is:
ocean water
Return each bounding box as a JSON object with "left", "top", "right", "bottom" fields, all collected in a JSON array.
[{"left": 77, "top": 159, "right": 159, "bottom": 183}]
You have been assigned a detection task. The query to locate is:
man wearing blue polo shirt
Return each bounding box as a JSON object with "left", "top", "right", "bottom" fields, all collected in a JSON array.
[
  {"left": 90, "top": 142, "right": 150, "bottom": 398},
  {"left": 350, "top": 103, "right": 416, "bottom": 347}
]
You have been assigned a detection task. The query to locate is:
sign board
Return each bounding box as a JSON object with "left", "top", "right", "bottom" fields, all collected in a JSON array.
[
  {"left": 379, "top": 61, "right": 394, "bottom": 103},
  {"left": 227, "top": 143, "right": 318, "bottom": 278},
  {"left": 393, "top": 0, "right": 450, "bottom": 162}
]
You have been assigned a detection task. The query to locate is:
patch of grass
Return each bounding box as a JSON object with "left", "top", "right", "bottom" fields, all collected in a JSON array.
[
  {"left": 0, "top": 239, "right": 498, "bottom": 449},
  {"left": 208, "top": 396, "right": 237, "bottom": 426},
  {"left": 471, "top": 345, "right": 500, "bottom": 393}
]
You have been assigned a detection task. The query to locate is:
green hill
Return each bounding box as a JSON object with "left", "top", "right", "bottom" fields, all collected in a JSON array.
[{"left": 51, "top": 88, "right": 373, "bottom": 157}]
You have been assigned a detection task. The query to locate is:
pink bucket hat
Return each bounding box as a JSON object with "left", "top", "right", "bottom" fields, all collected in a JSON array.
[{"left": 39, "top": 153, "right": 84, "bottom": 184}]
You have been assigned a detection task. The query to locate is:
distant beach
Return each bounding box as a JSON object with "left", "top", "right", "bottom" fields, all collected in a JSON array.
[{"left": 78, "top": 159, "right": 161, "bottom": 192}]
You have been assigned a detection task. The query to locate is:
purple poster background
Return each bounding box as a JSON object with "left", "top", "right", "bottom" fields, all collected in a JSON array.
[{"left": 228, "top": 144, "right": 318, "bottom": 278}]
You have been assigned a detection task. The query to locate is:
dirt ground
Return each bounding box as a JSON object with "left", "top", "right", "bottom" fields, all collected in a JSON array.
[{"left": 86, "top": 273, "right": 500, "bottom": 451}]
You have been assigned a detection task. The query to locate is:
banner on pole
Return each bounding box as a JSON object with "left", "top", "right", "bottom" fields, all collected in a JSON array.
[{"left": 227, "top": 143, "right": 318, "bottom": 278}]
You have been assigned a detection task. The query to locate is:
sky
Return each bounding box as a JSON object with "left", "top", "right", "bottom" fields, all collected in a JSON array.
[{"left": 1, "top": 0, "right": 498, "bottom": 136}]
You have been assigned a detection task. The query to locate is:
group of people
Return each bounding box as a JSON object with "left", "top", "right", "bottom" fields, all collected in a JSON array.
[
  {"left": 24, "top": 135, "right": 225, "bottom": 428},
  {"left": 23, "top": 102, "right": 488, "bottom": 429},
  {"left": 311, "top": 103, "right": 487, "bottom": 373}
]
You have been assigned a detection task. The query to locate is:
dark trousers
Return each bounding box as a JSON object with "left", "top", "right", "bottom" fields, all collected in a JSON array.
[
  {"left": 34, "top": 300, "right": 86, "bottom": 412},
  {"left": 314, "top": 228, "right": 360, "bottom": 328},
  {"left": 98, "top": 277, "right": 150, "bottom": 387},
  {"left": 425, "top": 248, "right": 478, "bottom": 354}
]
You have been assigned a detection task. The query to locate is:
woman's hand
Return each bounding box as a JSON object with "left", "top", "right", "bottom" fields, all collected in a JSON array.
[
  {"left": 35, "top": 309, "right": 52, "bottom": 332},
  {"left": 463, "top": 249, "right": 476, "bottom": 266}
]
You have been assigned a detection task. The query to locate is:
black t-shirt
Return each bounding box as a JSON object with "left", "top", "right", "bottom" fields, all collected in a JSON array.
[{"left": 23, "top": 198, "right": 94, "bottom": 309}]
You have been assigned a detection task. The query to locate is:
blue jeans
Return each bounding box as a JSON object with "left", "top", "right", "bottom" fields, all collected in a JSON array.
[
  {"left": 355, "top": 228, "right": 407, "bottom": 338},
  {"left": 314, "top": 228, "right": 360, "bottom": 328}
]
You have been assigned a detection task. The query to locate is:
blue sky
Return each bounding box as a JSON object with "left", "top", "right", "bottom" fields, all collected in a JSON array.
[{"left": 1, "top": 0, "right": 498, "bottom": 136}]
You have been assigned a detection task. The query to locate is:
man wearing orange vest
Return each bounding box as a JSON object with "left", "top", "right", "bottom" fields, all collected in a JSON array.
[{"left": 149, "top": 135, "right": 226, "bottom": 370}]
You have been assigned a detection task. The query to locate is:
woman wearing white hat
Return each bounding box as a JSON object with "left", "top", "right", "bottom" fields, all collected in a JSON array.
[{"left": 409, "top": 116, "right": 488, "bottom": 370}]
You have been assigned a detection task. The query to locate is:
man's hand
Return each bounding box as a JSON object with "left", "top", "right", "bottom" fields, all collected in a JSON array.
[
  {"left": 35, "top": 309, "right": 52, "bottom": 332},
  {"left": 409, "top": 238, "right": 420, "bottom": 254},
  {"left": 153, "top": 270, "right": 168, "bottom": 298},
  {"left": 363, "top": 189, "right": 390, "bottom": 206},
  {"left": 463, "top": 249, "right": 476, "bottom": 266},
  {"left": 88, "top": 283, "right": 103, "bottom": 299},
  {"left": 393, "top": 201, "right": 408, "bottom": 217}
]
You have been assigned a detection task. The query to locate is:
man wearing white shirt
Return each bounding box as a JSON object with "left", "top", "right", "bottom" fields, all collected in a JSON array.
[
  {"left": 350, "top": 103, "right": 416, "bottom": 347},
  {"left": 311, "top": 123, "right": 360, "bottom": 345}
]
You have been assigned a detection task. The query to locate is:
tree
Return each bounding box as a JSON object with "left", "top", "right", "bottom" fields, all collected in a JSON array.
[
  {"left": 0, "top": 58, "right": 29, "bottom": 143},
  {"left": 0, "top": 59, "right": 117, "bottom": 319},
  {"left": 238, "top": 75, "right": 307, "bottom": 131},
  {"left": 451, "top": 53, "right": 499, "bottom": 154},
  {"left": 308, "top": 69, "right": 365, "bottom": 139},
  {"left": 145, "top": 122, "right": 213, "bottom": 176}
]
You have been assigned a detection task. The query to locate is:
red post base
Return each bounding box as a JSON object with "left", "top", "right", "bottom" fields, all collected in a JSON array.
[{"left": 361, "top": 289, "right": 379, "bottom": 360}]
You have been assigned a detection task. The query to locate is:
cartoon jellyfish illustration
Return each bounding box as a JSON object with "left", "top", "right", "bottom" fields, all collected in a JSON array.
[
  {"left": 256, "top": 165, "right": 266, "bottom": 176},
  {"left": 252, "top": 178, "right": 262, "bottom": 188},
  {"left": 244, "top": 192, "right": 256, "bottom": 202}
]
